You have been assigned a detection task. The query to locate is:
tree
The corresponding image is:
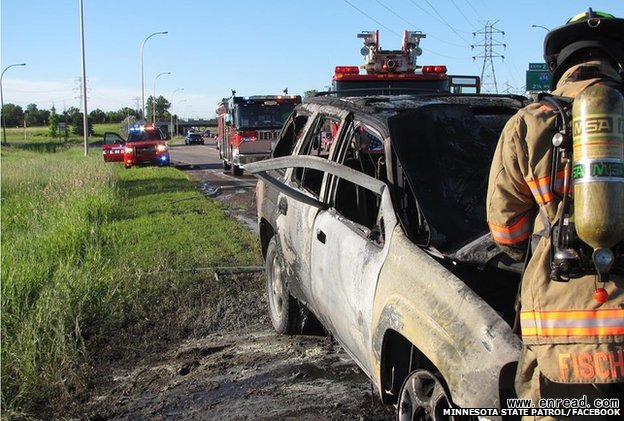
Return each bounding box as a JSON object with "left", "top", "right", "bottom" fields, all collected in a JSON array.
[
  {"left": 48, "top": 105, "right": 59, "bottom": 137},
  {"left": 71, "top": 113, "right": 93, "bottom": 136},
  {"left": 25, "top": 103, "right": 49, "bottom": 126},
  {"left": 304, "top": 89, "right": 319, "bottom": 97},
  {"left": 89, "top": 108, "right": 106, "bottom": 123},
  {"left": 1, "top": 103, "right": 23, "bottom": 127},
  {"left": 63, "top": 107, "right": 80, "bottom": 125},
  {"left": 146, "top": 95, "right": 171, "bottom": 123}
]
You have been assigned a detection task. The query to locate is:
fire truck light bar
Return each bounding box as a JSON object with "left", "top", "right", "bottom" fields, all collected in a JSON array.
[
  {"left": 422, "top": 65, "right": 447, "bottom": 74},
  {"left": 334, "top": 66, "right": 360, "bottom": 75}
]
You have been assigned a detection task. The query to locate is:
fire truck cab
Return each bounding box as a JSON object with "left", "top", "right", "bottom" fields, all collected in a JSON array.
[
  {"left": 102, "top": 124, "right": 170, "bottom": 168},
  {"left": 217, "top": 95, "right": 301, "bottom": 176},
  {"left": 332, "top": 30, "right": 480, "bottom": 96}
]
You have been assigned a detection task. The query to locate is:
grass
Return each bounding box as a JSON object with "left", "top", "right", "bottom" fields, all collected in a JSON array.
[
  {"left": 3, "top": 123, "right": 124, "bottom": 145},
  {"left": 0, "top": 145, "right": 262, "bottom": 418}
]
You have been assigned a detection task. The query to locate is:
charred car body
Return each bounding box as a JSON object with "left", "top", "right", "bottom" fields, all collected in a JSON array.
[
  {"left": 102, "top": 124, "right": 170, "bottom": 168},
  {"left": 247, "top": 94, "right": 529, "bottom": 418}
]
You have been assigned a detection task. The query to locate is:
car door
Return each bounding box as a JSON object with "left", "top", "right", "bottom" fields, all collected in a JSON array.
[
  {"left": 273, "top": 110, "right": 349, "bottom": 304},
  {"left": 309, "top": 123, "right": 395, "bottom": 376},
  {"left": 102, "top": 132, "right": 125, "bottom": 162}
]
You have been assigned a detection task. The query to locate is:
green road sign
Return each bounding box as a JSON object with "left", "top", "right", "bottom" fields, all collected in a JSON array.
[
  {"left": 526, "top": 66, "right": 551, "bottom": 91},
  {"left": 529, "top": 62, "right": 549, "bottom": 71}
]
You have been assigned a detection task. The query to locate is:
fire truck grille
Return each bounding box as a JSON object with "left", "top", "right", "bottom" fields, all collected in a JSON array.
[{"left": 257, "top": 131, "right": 277, "bottom": 141}]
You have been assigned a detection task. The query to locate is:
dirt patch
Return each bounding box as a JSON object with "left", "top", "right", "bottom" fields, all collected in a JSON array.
[{"left": 73, "top": 166, "right": 394, "bottom": 420}]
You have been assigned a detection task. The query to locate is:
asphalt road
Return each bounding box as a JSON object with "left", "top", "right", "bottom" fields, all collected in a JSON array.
[{"left": 168, "top": 140, "right": 259, "bottom": 233}]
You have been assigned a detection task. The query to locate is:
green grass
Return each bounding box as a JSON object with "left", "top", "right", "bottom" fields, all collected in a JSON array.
[
  {"left": 3, "top": 123, "right": 124, "bottom": 144},
  {"left": 1, "top": 146, "right": 261, "bottom": 418}
]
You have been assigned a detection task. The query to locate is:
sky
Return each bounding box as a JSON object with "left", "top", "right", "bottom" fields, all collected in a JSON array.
[{"left": 2, "top": 0, "right": 623, "bottom": 119}]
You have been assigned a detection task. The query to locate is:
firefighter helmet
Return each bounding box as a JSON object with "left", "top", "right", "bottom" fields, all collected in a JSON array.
[{"left": 544, "top": 8, "right": 624, "bottom": 89}]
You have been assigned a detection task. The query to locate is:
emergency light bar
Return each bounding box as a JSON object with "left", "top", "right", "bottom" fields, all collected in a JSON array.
[
  {"left": 334, "top": 66, "right": 360, "bottom": 75},
  {"left": 422, "top": 65, "right": 447, "bottom": 74}
]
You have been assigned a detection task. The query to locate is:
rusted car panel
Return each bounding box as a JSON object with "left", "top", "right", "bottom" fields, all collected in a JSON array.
[
  {"left": 371, "top": 225, "right": 522, "bottom": 409},
  {"left": 250, "top": 94, "right": 529, "bottom": 416}
]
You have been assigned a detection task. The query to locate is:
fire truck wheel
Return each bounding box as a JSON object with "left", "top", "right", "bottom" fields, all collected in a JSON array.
[
  {"left": 265, "top": 237, "right": 301, "bottom": 334},
  {"left": 124, "top": 164, "right": 131, "bottom": 169},
  {"left": 232, "top": 165, "right": 243, "bottom": 176}
]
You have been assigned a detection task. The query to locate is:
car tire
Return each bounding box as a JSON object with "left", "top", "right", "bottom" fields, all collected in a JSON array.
[
  {"left": 397, "top": 370, "right": 459, "bottom": 421},
  {"left": 232, "top": 164, "right": 243, "bottom": 176},
  {"left": 265, "top": 237, "right": 301, "bottom": 335}
]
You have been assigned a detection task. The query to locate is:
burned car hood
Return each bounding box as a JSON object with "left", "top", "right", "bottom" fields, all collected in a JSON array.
[{"left": 389, "top": 102, "right": 511, "bottom": 254}]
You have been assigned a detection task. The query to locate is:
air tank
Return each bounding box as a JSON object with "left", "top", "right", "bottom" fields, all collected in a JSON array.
[{"left": 572, "top": 84, "right": 624, "bottom": 249}]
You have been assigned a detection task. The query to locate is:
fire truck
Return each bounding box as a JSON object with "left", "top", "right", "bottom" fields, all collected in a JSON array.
[
  {"left": 332, "top": 30, "right": 480, "bottom": 96},
  {"left": 216, "top": 94, "right": 301, "bottom": 176},
  {"left": 102, "top": 124, "right": 170, "bottom": 168}
]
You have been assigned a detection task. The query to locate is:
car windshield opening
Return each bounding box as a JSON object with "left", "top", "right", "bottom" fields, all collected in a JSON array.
[{"left": 389, "top": 103, "right": 515, "bottom": 251}]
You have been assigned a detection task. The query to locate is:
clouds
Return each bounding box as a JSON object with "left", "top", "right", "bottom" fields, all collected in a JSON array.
[{"left": 3, "top": 77, "right": 217, "bottom": 118}]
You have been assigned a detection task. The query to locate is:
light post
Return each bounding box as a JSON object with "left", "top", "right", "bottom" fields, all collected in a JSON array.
[
  {"left": 176, "top": 99, "right": 187, "bottom": 135},
  {"left": 531, "top": 24, "right": 550, "bottom": 32},
  {"left": 1, "top": 63, "right": 26, "bottom": 145},
  {"left": 171, "top": 88, "right": 183, "bottom": 137},
  {"left": 152, "top": 71, "right": 171, "bottom": 125},
  {"left": 140, "top": 31, "right": 167, "bottom": 121}
]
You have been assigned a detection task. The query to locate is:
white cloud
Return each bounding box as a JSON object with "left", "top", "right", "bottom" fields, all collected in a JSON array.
[{"left": 2, "top": 78, "right": 216, "bottom": 119}]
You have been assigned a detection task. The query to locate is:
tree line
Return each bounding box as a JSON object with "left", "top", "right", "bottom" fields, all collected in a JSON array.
[{"left": 1, "top": 95, "right": 173, "bottom": 136}]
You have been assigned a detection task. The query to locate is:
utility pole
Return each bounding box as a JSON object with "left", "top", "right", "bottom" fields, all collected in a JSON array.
[{"left": 472, "top": 21, "right": 506, "bottom": 94}]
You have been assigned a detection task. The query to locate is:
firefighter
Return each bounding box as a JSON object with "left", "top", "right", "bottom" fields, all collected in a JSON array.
[{"left": 487, "top": 9, "right": 624, "bottom": 416}]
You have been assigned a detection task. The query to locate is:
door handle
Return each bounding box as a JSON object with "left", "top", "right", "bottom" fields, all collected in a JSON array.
[
  {"left": 317, "top": 229, "right": 326, "bottom": 244},
  {"left": 278, "top": 197, "right": 288, "bottom": 215}
]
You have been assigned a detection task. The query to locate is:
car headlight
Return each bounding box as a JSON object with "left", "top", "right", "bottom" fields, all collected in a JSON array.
[
  {"left": 125, "top": 146, "right": 134, "bottom": 154},
  {"left": 156, "top": 144, "right": 167, "bottom": 152}
]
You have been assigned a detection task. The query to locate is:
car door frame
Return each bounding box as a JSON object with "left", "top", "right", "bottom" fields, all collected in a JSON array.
[
  {"left": 247, "top": 153, "right": 397, "bottom": 377},
  {"left": 102, "top": 132, "right": 126, "bottom": 162}
]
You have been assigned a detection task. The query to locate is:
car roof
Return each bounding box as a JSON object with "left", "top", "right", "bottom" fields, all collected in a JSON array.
[{"left": 301, "top": 93, "right": 529, "bottom": 120}]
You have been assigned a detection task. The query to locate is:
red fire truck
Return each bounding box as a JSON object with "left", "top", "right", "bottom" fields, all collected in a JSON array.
[
  {"left": 216, "top": 94, "right": 301, "bottom": 176},
  {"left": 102, "top": 124, "right": 170, "bottom": 168},
  {"left": 332, "top": 30, "right": 480, "bottom": 96}
]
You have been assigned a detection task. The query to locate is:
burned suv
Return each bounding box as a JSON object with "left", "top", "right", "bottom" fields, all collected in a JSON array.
[{"left": 247, "top": 93, "right": 529, "bottom": 418}]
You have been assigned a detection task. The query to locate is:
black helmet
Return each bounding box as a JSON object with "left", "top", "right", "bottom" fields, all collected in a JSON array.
[{"left": 544, "top": 8, "right": 624, "bottom": 89}]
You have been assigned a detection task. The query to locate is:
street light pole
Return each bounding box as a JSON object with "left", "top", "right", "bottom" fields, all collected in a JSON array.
[
  {"left": 171, "top": 88, "right": 183, "bottom": 137},
  {"left": 1, "top": 63, "right": 26, "bottom": 145},
  {"left": 152, "top": 71, "right": 171, "bottom": 125},
  {"left": 79, "top": 0, "right": 89, "bottom": 156},
  {"left": 531, "top": 24, "right": 550, "bottom": 32},
  {"left": 140, "top": 31, "right": 167, "bottom": 122}
]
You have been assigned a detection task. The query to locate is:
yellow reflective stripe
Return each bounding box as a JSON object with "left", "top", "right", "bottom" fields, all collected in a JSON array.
[
  {"left": 488, "top": 214, "right": 532, "bottom": 245},
  {"left": 521, "top": 309, "right": 624, "bottom": 337}
]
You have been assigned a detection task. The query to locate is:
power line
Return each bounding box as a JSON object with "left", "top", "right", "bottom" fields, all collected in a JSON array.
[
  {"left": 377, "top": 0, "right": 465, "bottom": 48},
  {"left": 464, "top": 0, "right": 485, "bottom": 22},
  {"left": 341, "top": 0, "right": 401, "bottom": 37},
  {"left": 422, "top": 0, "right": 473, "bottom": 44},
  {"left": 450, "top": 0, "right": 478, "bottom": 30}
]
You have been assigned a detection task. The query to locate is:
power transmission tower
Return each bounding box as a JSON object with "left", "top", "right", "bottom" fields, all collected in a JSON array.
[{"left": 471, "top": 21, "right": 505, "bottom": 93}]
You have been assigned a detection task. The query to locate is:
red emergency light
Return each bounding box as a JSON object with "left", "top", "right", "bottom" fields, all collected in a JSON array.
[
  {"left": 334, "top": 66, "right": 360, "bottom": 75},
  {"left": 422, "top": 65, "right": 447, "bottom": 74}
]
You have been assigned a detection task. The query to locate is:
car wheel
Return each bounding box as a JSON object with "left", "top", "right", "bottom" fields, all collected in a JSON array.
[
  {"left": 397, "top": 370, "right": 458, "bottom": 421},
  {"left": 265, "top": 237, "right": 300, "bottom": 334},
  {"left": 232, "top": 164, "right": 243, "bottom": 176}
]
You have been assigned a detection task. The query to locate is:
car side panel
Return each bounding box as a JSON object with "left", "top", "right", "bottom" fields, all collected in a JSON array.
[
  {"left": 371, "top": 225, "right": 522, "bottom": 409},
  {"left": 310, "top": 188, "right": 396, "bottom": 377}
]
